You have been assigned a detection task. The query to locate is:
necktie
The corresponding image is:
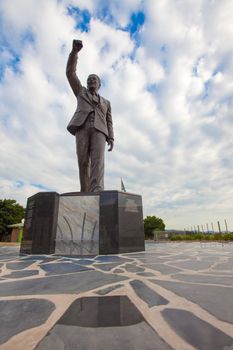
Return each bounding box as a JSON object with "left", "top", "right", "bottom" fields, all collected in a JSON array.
[{"left": 92, "top": 93, "right": 99, "bottom": 104}]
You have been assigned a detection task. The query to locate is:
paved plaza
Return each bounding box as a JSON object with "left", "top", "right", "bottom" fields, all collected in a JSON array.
[{"left": 0, "top": 242, "right": 233, "bottom": 349}]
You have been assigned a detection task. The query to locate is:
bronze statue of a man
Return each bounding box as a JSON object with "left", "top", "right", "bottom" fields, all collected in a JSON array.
[{"left": 66, "top": 40, "right": 114, "bottom": 192}]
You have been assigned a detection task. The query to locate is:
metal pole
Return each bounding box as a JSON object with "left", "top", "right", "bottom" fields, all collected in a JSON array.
[
  {"left": 225, "top": 219, "right": 228, "bottom": 233},
  {"left": 217, "top": 221, "right": 221, "bottom": 234},
  {"left": 211, "top": 222, "right": 214, "bottom": 233}
]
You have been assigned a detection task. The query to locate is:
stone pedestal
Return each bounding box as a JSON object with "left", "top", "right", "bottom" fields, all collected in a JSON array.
[{"left": 20, "top": 191, "right": 145, "bottom": 256}]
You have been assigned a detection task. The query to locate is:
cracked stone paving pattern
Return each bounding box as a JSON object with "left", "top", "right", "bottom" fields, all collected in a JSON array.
[{"left": 1, "top": 242, "right": 233, "bottom": 350}]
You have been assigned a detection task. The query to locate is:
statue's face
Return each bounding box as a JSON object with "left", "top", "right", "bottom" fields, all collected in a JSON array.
[{"left": 87, "top": 74, "right": 100, "bottom": 92}]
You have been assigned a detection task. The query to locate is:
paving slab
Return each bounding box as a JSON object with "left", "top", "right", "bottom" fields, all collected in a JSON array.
[
  {"left": 0, "top": 254, "right": 20, "bottom": 261},
  {"left": 2, "top": 270, "right": 39, "bottom": 279},
  {"left": 95, "top": 284, "right": 124, "bottom": 295},
  {"left": 130, "top": 280, "right": 169, "bottom": 307},
  {"left": 0, "top": 299, "right": 55, "bottom": 344},
  {"left": 152, "top": 279, "right": 233, "bottom": 323},
  {"left": 94, "top": 255, "right": 132, "bottom": 263},
  {"left": 162, "top": 308, "right": 233, "bottom": 350},
  {"left": 142, "top": 263, "right": 182, "bottom": 274},
  {"left": 6, "top": 261, "right": 35, "bottom": 270},
  {"left": 93, "top": 262, "right": 123, "bottom": 271},
  {"left": 61, "top": 258, "right": 94, "bottom": 265},
  {"left": 171, "top": 260, "right": 214, "bottom": 270},
  {"left": 36, "top": 296, "right": 172, "bottom": 350},
  {"left": 136, "top": 272, "right": 155, "bottom": 277},
  {"left": 1, "top": 242, "right": 233, "bottom": 350},
  {"left": 0, "top": 270, "right": 128, "bottom": 297},
  {"left": 172, "top": 273, "right": 233, "bottom": 285},
  {"left": 123, "top": 263, "right": 145, "bottom": 272},
  {"left": 40, "top": 262, "right": 93, "bottom": 275}
]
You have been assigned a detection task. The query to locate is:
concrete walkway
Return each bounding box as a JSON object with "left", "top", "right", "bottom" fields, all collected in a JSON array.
[{"left": 0, "top": 242, "right": 233, "bottom": 349}]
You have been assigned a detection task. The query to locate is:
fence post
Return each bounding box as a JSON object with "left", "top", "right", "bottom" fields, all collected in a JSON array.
[{"left": 211, "top": 222, "right": 214, "bottom": 233}]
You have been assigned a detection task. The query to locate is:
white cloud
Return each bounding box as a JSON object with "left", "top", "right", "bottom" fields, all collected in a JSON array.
[{"left": 0, "top": 0, "right": 233, "bottom": 231}]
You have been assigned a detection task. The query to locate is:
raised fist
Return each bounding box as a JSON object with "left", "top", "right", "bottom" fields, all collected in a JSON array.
[{"left": 72, "top": 39, "right": 83, "bottom": 52}]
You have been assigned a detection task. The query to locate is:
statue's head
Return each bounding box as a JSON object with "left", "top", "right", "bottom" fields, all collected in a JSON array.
[{"left": 87, "top": 74, "right": 101, "bottom": 93}]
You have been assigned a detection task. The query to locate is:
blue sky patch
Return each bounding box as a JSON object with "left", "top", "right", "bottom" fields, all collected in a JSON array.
[
  {"left": 125, "top": 11, "right": 145, "bottom": 47},
  {"left": 9, "top": 54, "right": 21, "bottom": 74},
  {"left": 100, "top": 42, "right": 110, "bottom": 56},
  {"left": 96, "top": 6, "right": 115, "bottom": 26},
  {"left": 67, "top": 6, "right": 91, "bottom": 32},
  {"left": 192, "top": 55, "right": 205, "bottom": 77},
  {"left": 160, "top": 44, "right": 167, "bottom": 53},
  {"left": 15, "top": 180, "right": 24, "bottom": 188},
  {"left": 0, "top": 50, "right": 22, "bottom": 80},
  {"left": 203, "top": 80, "right": 211, "bottom": 99},
  {"left": 147, "top": 83, "right": 158, "bottom": 94},
  {"left": 127, "top": 11, "right": 145, "bottom": 34},
  {"left": 213, "top": 61, "right": 225, "bottom": 76},
  {"left": 0, "top": 26, "right": 35, "bottom": 80},
  {"left": 20, "top": 27, "right": 35, "bottom": 45},
  {"left": 32, "top": 183, "right": 54, "bottom": 191}
]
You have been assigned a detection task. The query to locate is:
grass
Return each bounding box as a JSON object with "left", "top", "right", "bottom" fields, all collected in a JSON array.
[{"left": 169, "top": 233, "right": 233, "bottom": 241}]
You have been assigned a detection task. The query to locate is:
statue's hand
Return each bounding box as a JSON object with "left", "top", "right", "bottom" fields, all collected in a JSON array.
[
  {"left": 72, "top": 39, "right": 83, "bottom": 52},
  {"left": 108, "top": 139, "right": 114, "bottom": 152}
]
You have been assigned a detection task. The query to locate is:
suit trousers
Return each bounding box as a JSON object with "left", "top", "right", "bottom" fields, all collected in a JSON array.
[{"left": 76, "top": 125, "right": 106, "bottom": 192}]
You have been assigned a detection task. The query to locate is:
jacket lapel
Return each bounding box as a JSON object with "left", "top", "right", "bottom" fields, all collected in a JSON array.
[
  {"left": 80, "top": 88, "right": 106, "bottom": 112},
  {"left": 79, "top": 88, "right": 94, "bottom": 106}
]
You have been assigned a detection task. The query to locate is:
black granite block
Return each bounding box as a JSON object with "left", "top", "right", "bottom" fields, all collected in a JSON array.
[
  {"left": 99, "top": 191, "right": 145, "bottom": 254},
  {"left": 20, "top": 191, "right": 145, "bottom": 256},
  {"left": 20, "top": 192, "right": 59, "bottom": 255}
]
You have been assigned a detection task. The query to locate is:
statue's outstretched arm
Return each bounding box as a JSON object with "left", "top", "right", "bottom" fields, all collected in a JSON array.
[{"left": 66, "top": 40, "right": 83, "bottom": 96}]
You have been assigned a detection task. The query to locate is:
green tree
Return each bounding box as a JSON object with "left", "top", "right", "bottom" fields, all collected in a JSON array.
[
  {"left": 0, "top": 199, "right": 25, "bottom": 239},
  {"left": 144, "top": 215, "right": 165, "bottom": 239}
]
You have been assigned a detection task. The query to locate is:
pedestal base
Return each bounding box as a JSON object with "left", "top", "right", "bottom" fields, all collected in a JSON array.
[{"left": 20, "top": 191, "right": 145, "bottom": 256}]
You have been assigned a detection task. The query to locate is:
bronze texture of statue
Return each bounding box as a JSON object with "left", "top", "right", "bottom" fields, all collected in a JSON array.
[{"left": 66, "top": 40, "right": 114, "bottom": 192}]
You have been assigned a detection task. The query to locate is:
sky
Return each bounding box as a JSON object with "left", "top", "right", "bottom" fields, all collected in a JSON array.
[{"left": 0, "top": 0, "right": 233, "bottom": 231}]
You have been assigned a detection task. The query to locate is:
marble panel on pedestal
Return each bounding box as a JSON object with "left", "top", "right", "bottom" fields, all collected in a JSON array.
[{"left": 20, "top": 191, "right": 145, "bottom": 256}]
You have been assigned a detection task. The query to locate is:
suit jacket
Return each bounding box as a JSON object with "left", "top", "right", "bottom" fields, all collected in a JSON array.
[{"left": 66, "top": 51, "right": 114, "bottom": 140}]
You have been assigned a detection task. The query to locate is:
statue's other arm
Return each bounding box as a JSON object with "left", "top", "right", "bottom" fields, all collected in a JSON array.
[
  {"left": 106, "top": 102, "right": 114, "bottom": 151},
  {"left": 66, "top": 40, "right": 83, "bottom": 96}
]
